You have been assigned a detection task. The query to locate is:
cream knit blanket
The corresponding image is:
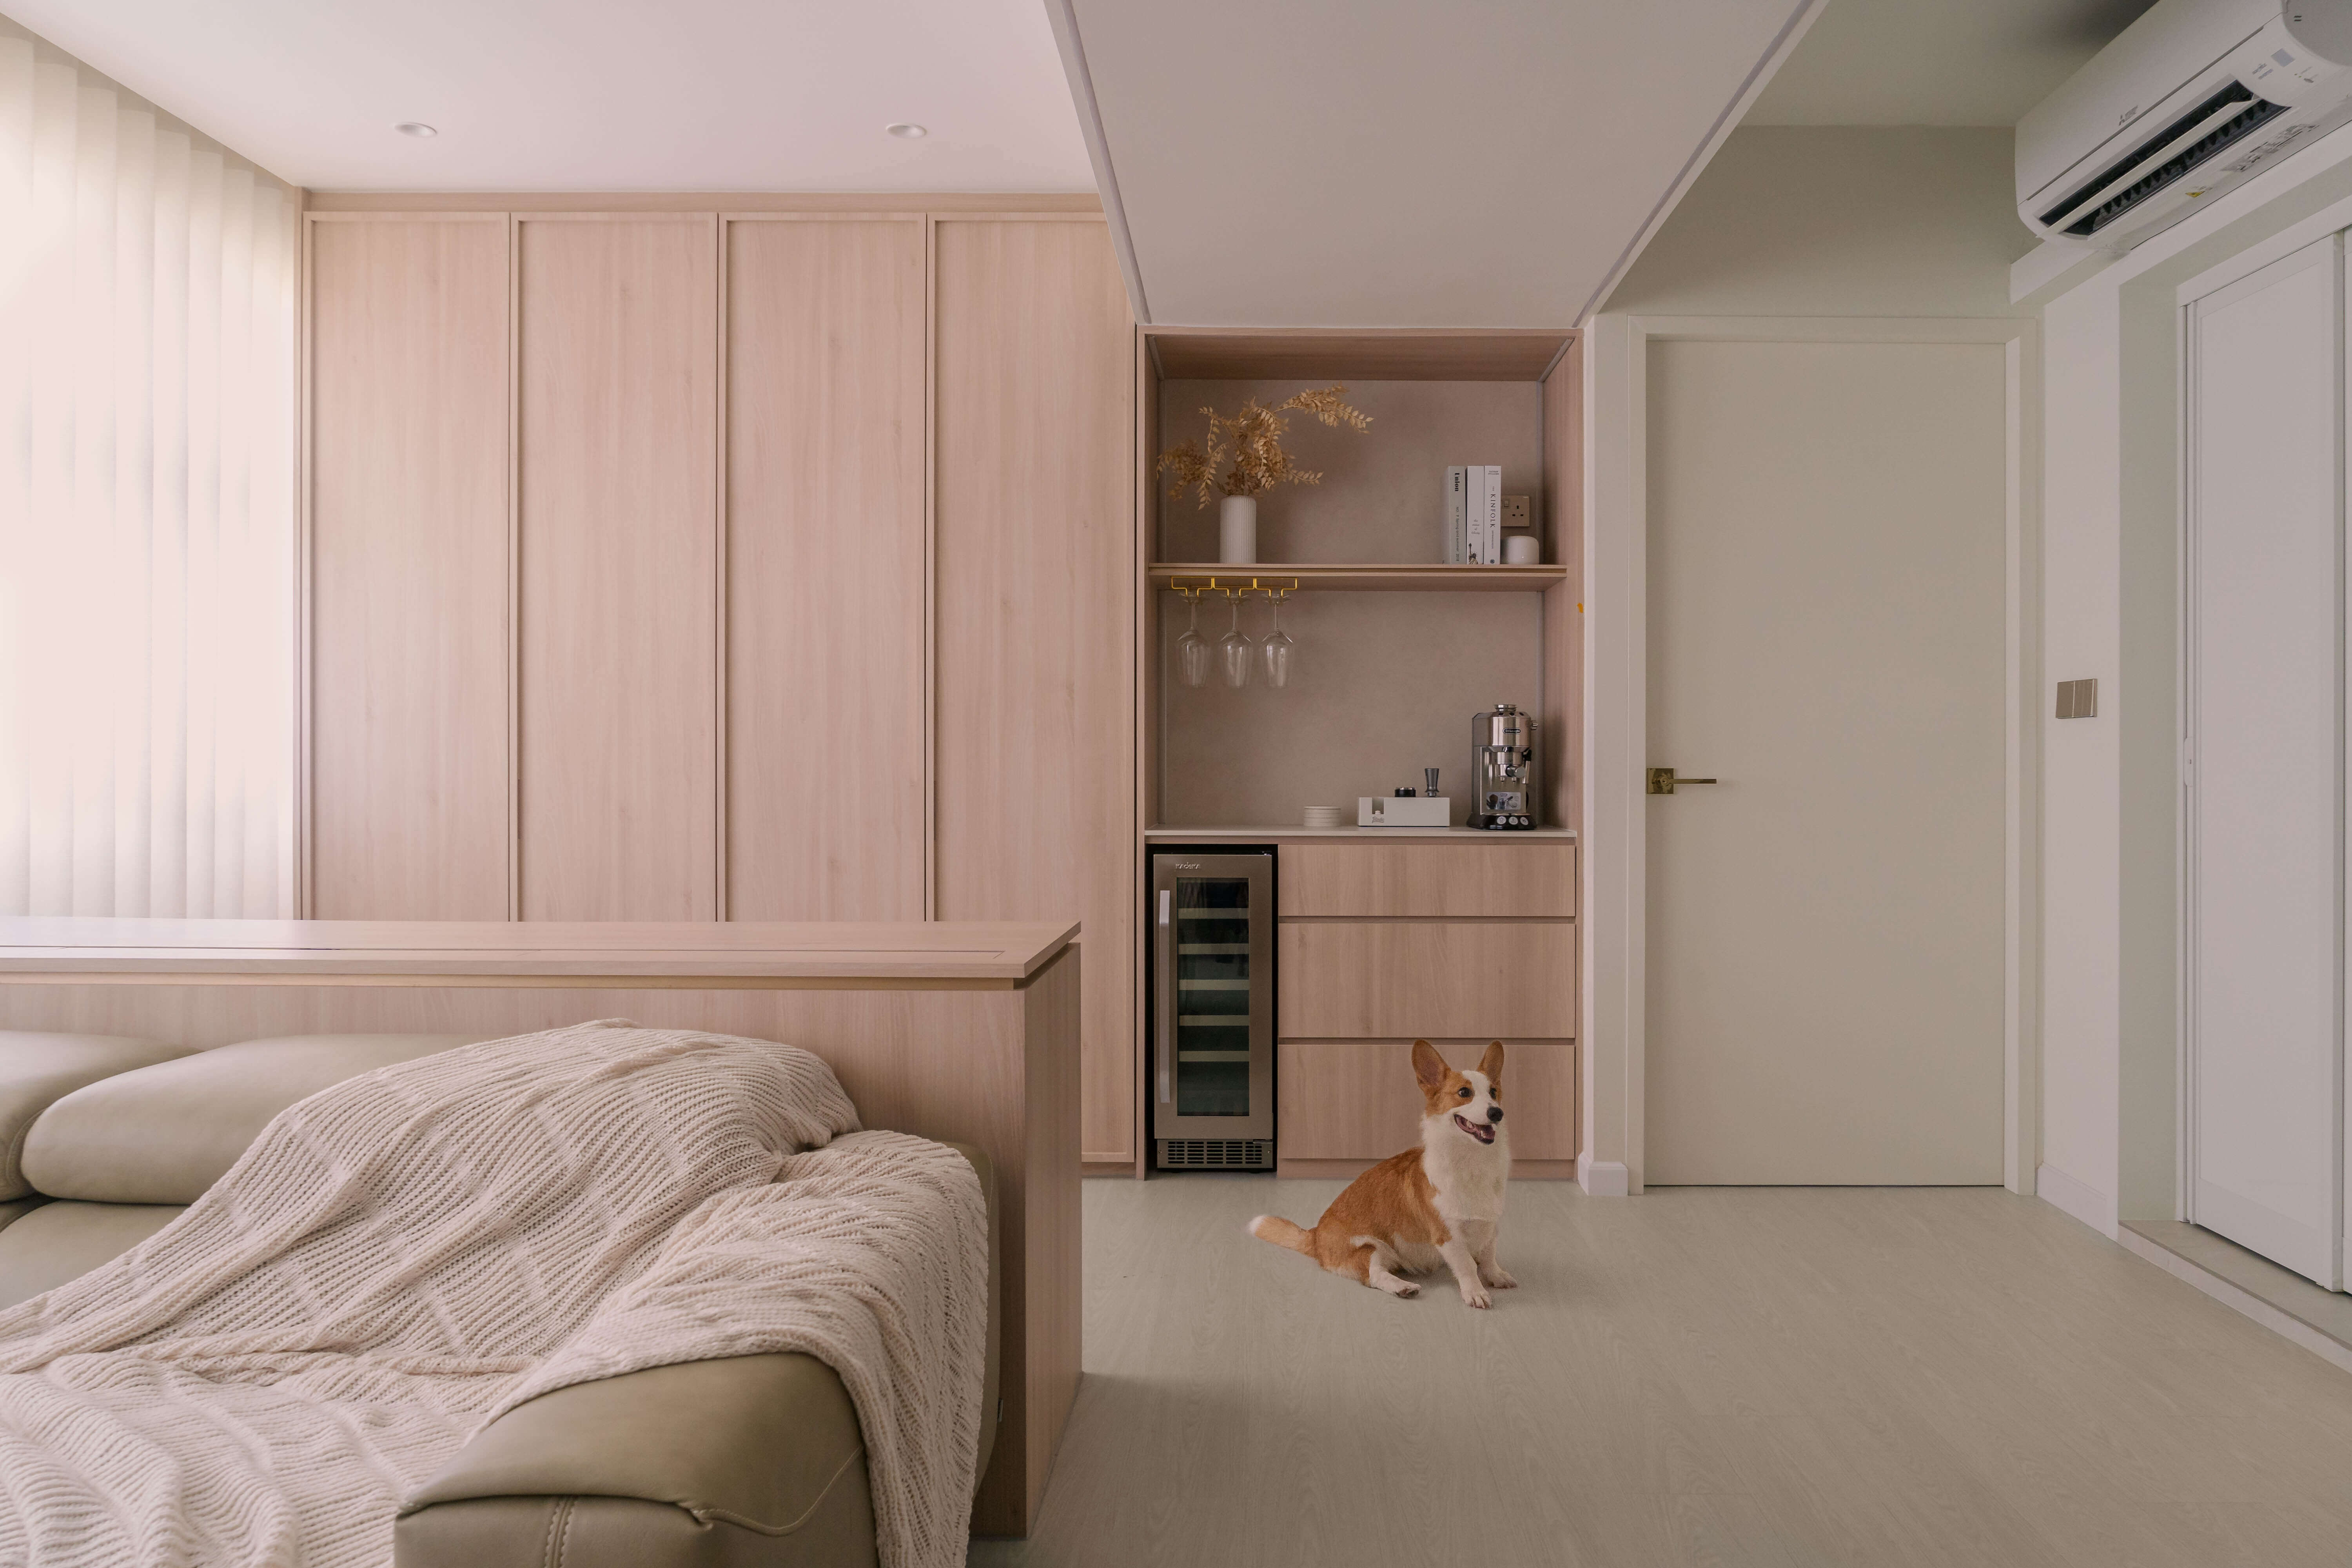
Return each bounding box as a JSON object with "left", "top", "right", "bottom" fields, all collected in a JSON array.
[{"left": 0, "top": 1021, "right": 989, "bottom": 1568}]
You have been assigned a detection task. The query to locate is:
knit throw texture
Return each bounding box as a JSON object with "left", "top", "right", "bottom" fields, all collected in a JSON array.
[{"left": 0, "top": 1020, "right": 989, "bottom": 1568}]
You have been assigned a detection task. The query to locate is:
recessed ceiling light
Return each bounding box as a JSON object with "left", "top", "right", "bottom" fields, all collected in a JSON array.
[
  {"left": 886, "top": 123, "right": 927, "bottom": 139},
  {"left": 394, "top": 122, "right": 438, "bottom": 138}
]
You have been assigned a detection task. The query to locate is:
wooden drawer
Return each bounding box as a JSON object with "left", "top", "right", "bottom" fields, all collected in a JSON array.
[
  {"left": 1279, "top": 1040, "right": 1578, "bottom": 1160},
  {"left": 1279, "top": 922, "right": 1575, "bottom": 1038},
  {"left": 1279, "top": 842, "right": 1576, "bottom": 917}
]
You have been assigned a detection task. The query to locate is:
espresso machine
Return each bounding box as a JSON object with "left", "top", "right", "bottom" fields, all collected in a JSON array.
[{"left": 1470, "top": 703, "right": 1539, "bottom": 829}]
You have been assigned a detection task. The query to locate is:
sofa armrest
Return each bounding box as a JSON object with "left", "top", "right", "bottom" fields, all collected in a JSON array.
[{"left": 394, "top": 1139, "right": 999, "bottom": 1568}]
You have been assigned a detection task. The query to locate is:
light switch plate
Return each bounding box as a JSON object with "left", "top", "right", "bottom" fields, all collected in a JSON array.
[{"left": 2055, "top": 677, "right": 2098, "bottom": 719}]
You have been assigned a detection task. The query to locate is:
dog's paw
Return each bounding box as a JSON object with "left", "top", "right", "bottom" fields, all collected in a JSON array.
[
  {"left": 1459, "top": 1284, "right": 1493, "bottom": 1309},
  {"left": 1396, "top": 1282, "right": 1419, "bottom": 1298},
  {"left": 1481, "top": 1267, "right": 1519, "bottom": 1289}
]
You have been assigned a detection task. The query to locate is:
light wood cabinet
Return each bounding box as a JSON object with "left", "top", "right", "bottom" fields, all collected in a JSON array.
[
  {"left": 516, "top": 216, "right": 720, "bottom": 920},
  {"left": 1280, "top": 1040, "right": 1577, "bottom": 1161},
  {"left": 933, "top": 218, "right": 1136, "bottom": 1165},
  {"left": 724, "top": 218, "right": 927, "bottom": 920},
  {"left": 1280, "top": 920, "right": 1575, "bottom": 1038},
  {"left": 307, "top": 216, "right": 512, "bottom": 920},
  {"left": 1279, "top": 841, "right": 1576, "bottom": 918}
]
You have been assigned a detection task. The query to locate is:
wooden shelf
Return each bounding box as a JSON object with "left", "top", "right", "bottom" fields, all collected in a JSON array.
[{"left": 1149, "top": 563, "right": 1568, "bottom": 593}]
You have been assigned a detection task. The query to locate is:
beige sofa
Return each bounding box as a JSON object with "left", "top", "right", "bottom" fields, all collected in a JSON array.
[{"left": 0, "top": 1030, "right": 999, "bottom": 1568}]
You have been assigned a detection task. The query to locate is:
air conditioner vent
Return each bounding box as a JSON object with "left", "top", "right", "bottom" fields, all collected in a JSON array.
[
  {"left": 2040, "top": 82, "right": 2288, "bottom": 236},
  {"left": 1158, "top": 1138, "right": 1272, "bottom": 1170}
]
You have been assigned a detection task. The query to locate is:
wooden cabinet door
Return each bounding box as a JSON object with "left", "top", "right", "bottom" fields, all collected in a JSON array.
[
  {"left": 724, "top": 218, "right": 926, "bottom": 920},
  {"left": 307, "top": 216, "right": 511, "bottom": 920},
  {"left": 1280, "top": 922, "right": 1576, "bottom": 1038},
  {"left": 933, "top": 218, "right": 1136, "bottom": 1164},
  {"left": 1279, "top": 1040, "right": 1577, "bottom": 1160},
  {"left": 516, "top": 216, "right": 719, "bottom": 920}
]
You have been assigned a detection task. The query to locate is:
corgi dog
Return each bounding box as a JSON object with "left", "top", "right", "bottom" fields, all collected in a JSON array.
[{"left": 1249, "top": 1040, "right": 1515, "bottom": 1308}]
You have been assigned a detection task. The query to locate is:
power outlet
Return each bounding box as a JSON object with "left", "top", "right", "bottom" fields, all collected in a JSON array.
[{"left": 1501, "top": 495, "right": 1532, "bottom": 531}]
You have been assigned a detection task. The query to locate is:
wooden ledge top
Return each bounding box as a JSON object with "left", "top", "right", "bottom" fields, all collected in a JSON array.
[{"left": 0, "top": 918, "right": 1080, "bottom": 984}]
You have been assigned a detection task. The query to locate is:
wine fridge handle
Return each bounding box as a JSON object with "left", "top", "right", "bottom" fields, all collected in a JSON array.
[{"left": 1157, "top": 889, "right": 1172, "bottom": 1103}]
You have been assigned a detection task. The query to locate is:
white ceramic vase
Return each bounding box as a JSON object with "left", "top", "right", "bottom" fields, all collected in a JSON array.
[{"left": 1218, "top": 494, "right": 1258, "bottom": 564}]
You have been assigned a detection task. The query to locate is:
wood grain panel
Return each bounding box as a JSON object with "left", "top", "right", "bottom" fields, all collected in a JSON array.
[
  {"left": 1279, "top": 922, "right": 1575, "bottom": 1038},
  {"left": 308, "top": 217, "right": 510, "bottom": 919},
  {"left": 1543, "top": 338, "right": 1583, "bottom": 835},
  {"left": 517, "top": 217, "right": 718, "bottom": 919},
  {"left": 1278, "top": 1039, "right": 1578, "bottom": 1161},
  {"left": 1011, "top": 944, "right": 1082, "bottom": 1533},
  {"left": 1148, "top": 328, "right": 1571, "bottom": 382},
  {"left": 933, "top": 219, "right": 1136, "bottom": 1165},
  {"left": 1278, "top": 842, "right": 1576, "bottom": 917},
  {"left": 724, "top": 218, "right": 926, "bottom": 920}
]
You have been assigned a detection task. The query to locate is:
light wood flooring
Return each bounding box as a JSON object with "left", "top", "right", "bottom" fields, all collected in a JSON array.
[{"left": 970, "top": 1177, "right": 2352, "bottom": 1567}]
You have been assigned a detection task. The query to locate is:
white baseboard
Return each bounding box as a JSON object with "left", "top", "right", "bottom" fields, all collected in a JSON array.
[
  {"left": 1577, "top": 1153, "right": 1630, "bottom": 1197},
  {"left": 2117, "top": 1228, "right": 2352, "bottom": 1379},
  {"left": 2036, "top": 1161, "right": 2117, "bottom": 1238}
]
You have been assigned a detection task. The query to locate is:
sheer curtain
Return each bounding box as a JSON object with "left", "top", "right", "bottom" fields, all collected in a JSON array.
[{"left": 0, "top": 37, "right": 297, "bottom": 918}]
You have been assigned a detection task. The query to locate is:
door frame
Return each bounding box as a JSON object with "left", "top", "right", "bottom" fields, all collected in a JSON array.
[{"left": 1582, "top": 313, "right": 2043, "bottom": 1195}]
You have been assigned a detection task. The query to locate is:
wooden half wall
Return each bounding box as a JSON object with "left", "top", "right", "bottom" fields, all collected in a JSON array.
[
  {"left": 0, "top": 917, "right": 1082, "bottom": 1536},
  {"left": 300, "top": 196, "right": 1142, "bottom": 1166}
]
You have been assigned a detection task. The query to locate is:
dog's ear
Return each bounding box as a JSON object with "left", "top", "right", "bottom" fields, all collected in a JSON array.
[
  {"left": 1411, "top": 1040, "right": 1447, "bottom": 1091},
  {"left": 1479, "top": 1040, "right": 1505, "bottom": 1083}
]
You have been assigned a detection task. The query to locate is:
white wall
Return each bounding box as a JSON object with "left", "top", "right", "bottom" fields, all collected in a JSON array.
[
  {"left": 1580, "top": 127, "right": 2036, "bottom": 1191},
  {"left": 2027, "top": 118, "right": 2352, "bottom": 1236}
]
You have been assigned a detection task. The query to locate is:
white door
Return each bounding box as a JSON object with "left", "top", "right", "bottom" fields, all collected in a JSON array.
[
  {"left": 1644, "top": 336, "right": 2008, "bottom": 1185},
  {"left": 2186, "top": 235, "right": 2345, "bottom": 1292}
]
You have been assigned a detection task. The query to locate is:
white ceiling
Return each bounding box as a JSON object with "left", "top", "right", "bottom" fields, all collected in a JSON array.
[
  {"left": 0, "top": 0, "right": 1096, "bottom": 191},
  {"left": 1746, "top": 0, "right": 2159, "bottom": 127},
  {"left": 1060, "top": 0, "right": 1817, "bottom": 328}
]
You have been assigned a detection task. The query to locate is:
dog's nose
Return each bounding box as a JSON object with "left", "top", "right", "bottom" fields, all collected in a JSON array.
[{"left": 1486, "top": 1106, "right": 1503, "bottom": 1123}]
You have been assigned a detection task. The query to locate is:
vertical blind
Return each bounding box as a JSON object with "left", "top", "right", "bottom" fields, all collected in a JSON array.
[{"left": 0, "top": 38, "right": 298, "bottom": 918}]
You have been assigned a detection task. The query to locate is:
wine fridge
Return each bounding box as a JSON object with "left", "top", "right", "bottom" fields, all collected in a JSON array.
[{"left": 1150, "top": 850, "right": 1274, "bottom": 1170}]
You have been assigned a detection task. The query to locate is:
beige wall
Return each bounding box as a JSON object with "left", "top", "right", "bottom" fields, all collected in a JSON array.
[
  {"left": 1606, "top": 126, "right": 2035, "bottom": 318},
  {"left": 1580, "top": 126, "right": 2037, "bottom": 1194}
]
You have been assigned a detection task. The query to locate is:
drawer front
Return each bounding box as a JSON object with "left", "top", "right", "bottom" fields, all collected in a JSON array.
[
  {"left": 1279, "top": 1040, "right": 1578, "bottom": 1160},
  {"left": 1279, "top": 842, "right": 1576, "bottom": 918},
  {"left": 1279, "top": 922, "right": 1575, "bottom": 1038}
]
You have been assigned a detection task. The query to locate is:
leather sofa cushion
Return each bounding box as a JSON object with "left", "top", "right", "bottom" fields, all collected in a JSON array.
[
  {"left": 0, "top": 1033, "right": 187, "bottom": 1200},
  {"left": 22, "top": 1034, "right": 483, "bottom": 1203},
  {"left": 400, "top": 1140, "right": 998, "bottom": 1568},
  {"left": 0, "top": 1200, "right": 184, "bottom": 1310}
]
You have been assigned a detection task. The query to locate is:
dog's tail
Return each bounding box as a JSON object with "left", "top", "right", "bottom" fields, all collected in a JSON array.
[{"left": 1248, "top": 1214, "right": 1314, "bottom": 1254}]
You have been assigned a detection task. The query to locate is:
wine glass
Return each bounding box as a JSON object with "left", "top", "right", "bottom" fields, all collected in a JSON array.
[
  {"left": 1218, "top": 592, "right": 1253, "bottom": 688},
  {"left": 1260, "top": 593, "right": 1294, "bottom": 688},
  {"left": 1176, "top": 593, "right": 1211, "bottom": 688}
]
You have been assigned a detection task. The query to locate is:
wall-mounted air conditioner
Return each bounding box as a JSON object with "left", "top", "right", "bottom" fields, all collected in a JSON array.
[{"left": 2019, "top": 0, "right": 2352, "bottom": 250}]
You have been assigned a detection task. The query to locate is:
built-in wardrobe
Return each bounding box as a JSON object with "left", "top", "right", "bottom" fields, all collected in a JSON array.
[
  {"left": 301, "top": 198, "right": 1140, "bottom": 1166},
  {"left": 2184, "top": 229, "right": 2351, "bottom": 1292}
]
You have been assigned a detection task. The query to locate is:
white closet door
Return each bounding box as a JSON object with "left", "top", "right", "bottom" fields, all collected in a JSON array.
[{"left": 2187, "top": 233, "right": 2345, "bottom": 1290}]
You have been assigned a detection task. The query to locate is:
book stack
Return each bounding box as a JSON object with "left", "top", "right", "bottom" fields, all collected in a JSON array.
[{"left": 1444, "top": 465, "right": 1504, "bottom": 564}]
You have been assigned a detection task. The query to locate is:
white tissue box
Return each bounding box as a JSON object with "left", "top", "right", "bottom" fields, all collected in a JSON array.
[{"left": 1358, "top": 796, "right": 1450, "bottom": 827}]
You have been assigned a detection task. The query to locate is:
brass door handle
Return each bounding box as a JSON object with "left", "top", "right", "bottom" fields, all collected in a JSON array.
[{"left": 1647, "top": 767, "right": 1719, "bottom": 795}]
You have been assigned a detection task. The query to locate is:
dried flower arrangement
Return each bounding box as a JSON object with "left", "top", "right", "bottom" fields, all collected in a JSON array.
[{"left": 1156, "top": 385, "right": 1372, "bottom": 508}]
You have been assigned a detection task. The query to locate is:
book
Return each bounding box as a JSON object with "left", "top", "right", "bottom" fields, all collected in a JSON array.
[
  {"left": 1465, "top": 464, "right": 1490, "bottom": 564},
  {"left": 1484, "top": 464, "right": 1503, "bottom": 565},
  {"left": 1445, "top": 465, "right": 1467, "bottom": 564}
]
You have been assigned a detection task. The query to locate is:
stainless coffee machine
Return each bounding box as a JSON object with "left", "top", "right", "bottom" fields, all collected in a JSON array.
[{"left": 1470, "top": 703, "right": 1539, "bottom": 830}]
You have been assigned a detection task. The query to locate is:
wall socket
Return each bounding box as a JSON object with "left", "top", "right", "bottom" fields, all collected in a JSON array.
[
  {"left": 1501, "top": 494, "right": 1532, "bottom": 530},
  {"left": 2054, "top": 677, "right": 2098, "bottom": 719}
]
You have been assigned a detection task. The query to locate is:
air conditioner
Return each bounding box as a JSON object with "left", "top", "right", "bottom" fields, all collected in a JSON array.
[{"left": 2019, "top": 0, "right": 2352, "bottom": 249}]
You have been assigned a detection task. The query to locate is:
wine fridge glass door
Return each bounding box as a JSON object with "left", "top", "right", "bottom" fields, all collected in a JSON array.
[{"left": 1153, "top": 852, "right": 1274, "bottom": 1143}]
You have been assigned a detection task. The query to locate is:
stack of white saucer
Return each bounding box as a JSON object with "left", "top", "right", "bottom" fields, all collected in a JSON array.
[{"left": 1302, "top": 805, "right": 1345, "bottom": 829}]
